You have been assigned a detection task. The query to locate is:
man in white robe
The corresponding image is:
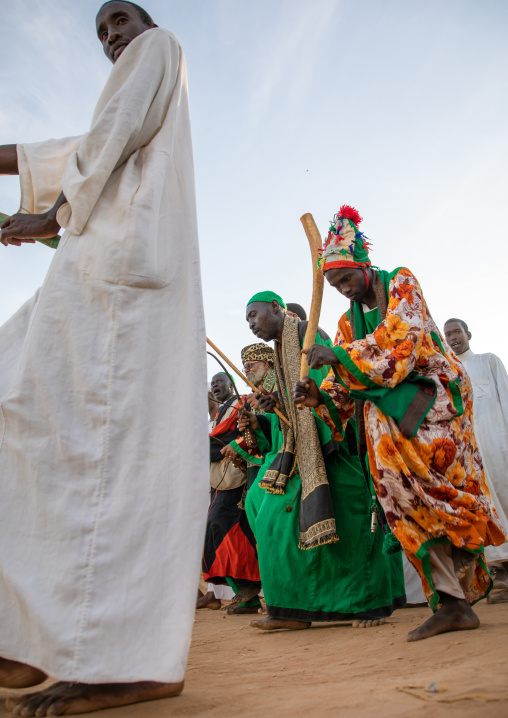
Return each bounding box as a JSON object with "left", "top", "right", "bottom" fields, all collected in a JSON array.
[
  {"left": 444, "top": 318, "right": 508, "bottom": 600},
  {"left": 0, "top": 2, "right": 208, "bottom": 714}
]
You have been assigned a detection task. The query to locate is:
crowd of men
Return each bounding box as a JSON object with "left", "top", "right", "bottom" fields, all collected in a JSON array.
[
  {"left": 0, "top": 2, "right": 506, "bottom": 716},
  {"left": 202, "top": 208, "right": 508, "bottom": 642}
]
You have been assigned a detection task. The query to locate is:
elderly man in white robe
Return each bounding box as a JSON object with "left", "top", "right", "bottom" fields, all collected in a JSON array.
[
  {"left": 445, "top": 318, "right": 508, "bottom": 602},
  {"left": 0, "top": 2, "right": 208, "bottom": 715}
]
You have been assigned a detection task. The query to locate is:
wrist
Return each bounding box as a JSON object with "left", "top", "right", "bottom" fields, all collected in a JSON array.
[{"left": 44, "top": 210, "right": 61, "bottom": 234}]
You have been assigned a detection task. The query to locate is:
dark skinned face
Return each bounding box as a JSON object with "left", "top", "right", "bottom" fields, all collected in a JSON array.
[
  {"left": 246, "top": 301, "right": 285, "bottom": 343},
  {"left": 325, "top": 266, "right": 368, "bottom": 303},
  {"left": 96, "top": 1, "right": 151, "bottom": 64},
  {"left": 444, "top": 321, "right": 471, "bottom": 355},
  {"left": 211, "top": 373, "right": 234, "bottom": 403}
]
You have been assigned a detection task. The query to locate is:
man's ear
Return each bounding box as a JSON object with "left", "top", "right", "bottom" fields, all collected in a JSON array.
[{"left": 468, "top": 332, "right": 472, "bottom": 341}]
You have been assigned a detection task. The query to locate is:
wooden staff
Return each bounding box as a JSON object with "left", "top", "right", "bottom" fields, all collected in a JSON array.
[
  {"left": 299, "top": 213, "right": 325, "bottom": 383},
  {"left": 206, "top": 337, "right": 289, "bottom": 426}
]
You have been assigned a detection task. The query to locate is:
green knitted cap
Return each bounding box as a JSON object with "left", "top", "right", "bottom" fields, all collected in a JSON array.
[
  {"left": 246, "top": 291, "right": 286, "bottom": 310},
  {"left": 214, "top": 372, "right": 236, "bottom": 385}
]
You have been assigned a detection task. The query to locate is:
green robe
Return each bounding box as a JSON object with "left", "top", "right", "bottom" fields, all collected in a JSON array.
[{"left": 245, "top": 330, "right": 405, "bottom": 621}]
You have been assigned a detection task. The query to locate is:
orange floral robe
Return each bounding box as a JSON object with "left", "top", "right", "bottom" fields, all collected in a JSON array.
[{"left": 316, "top": 267, "right": 507, "bottom": 609}]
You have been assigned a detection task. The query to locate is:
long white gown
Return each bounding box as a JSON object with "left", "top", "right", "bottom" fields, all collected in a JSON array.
[
  {"left": 0, "top": 28, "right": 209, "bottom": 683},
  {"left": 459, "top": 348, "right": 508, "bottom": 564}
]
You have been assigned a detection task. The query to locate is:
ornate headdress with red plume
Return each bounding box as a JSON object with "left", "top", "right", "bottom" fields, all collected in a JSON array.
[{"left": 317, "top": 204, "right": 371, "bottom": 273}]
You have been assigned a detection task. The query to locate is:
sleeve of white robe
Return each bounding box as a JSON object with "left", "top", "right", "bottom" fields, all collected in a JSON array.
[
  {"left": 489, "top": 354, "right": 508, "bottom": 431},
  {"left": 17, "top": 136, "right": 83, "bottom": 215},
  {"left": 56, "top": 28, "right": 179, "bottom": 236}
]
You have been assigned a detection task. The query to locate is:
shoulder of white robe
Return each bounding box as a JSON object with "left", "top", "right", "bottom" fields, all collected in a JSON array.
[
  {"left": 126, "top": 26, "right": 181, "bottom": 59},
  {"left": 489, "top": 353, "right": 508, "bottom": 378}
]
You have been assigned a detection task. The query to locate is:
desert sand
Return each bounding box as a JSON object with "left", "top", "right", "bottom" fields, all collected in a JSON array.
[{"left": 2, "top": 602, "right": 507, "bottom": 718}]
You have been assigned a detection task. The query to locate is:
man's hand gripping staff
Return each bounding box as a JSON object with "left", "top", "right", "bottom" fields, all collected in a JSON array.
[{"left": 294, "top": 344, "right": 339, "bottom": 407}]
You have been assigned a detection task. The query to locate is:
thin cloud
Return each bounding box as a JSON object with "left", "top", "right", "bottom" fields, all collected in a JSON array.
[{"left": 247, "top": 0, "right": 340, "bottom": 129}]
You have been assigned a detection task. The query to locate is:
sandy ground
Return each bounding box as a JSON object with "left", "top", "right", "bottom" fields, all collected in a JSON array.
[{"left": 2, "top": 602, "right": 508, "bottom": 718}]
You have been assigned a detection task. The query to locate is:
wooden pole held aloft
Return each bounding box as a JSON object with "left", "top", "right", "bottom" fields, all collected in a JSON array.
[{"left": 299, "top": 213, "right": 325, "bottom": 386}]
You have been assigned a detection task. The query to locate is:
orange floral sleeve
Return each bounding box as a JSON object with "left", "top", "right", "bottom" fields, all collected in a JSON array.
[{"left": 331, "top": 269, "right": 429, "bottom": 390}]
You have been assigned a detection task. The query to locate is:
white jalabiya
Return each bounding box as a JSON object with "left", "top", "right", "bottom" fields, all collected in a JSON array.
[
  {"left": 0, "top": 28, "right": 208, "bottom": 683},
  {"left": 459, "top": 349, "right": 508, "bottom": 564}
]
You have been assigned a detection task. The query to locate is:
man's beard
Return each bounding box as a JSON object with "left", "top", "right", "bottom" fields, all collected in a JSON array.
[{"left": 247, "top": 365, "right": 269, "bottom": 387}]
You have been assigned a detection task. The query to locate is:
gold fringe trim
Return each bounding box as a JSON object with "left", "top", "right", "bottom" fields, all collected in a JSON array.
[
  {"left": 259, "top": 477, "right": 287, "bottom": 495},
  {"left": 298, "top": 533, "right": 339, "bottom": 550},
  {"left": 266, "top": 487, "right": 286, "bottom": 495},
  {"left": 299, "top": 518, "right": 337, "bottom": 543},
  {"left": 259, "top": 480, "right": 273, "bottom": 490}
]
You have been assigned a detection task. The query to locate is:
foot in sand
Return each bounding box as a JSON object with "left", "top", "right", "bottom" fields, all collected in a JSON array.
[
  {"left": 352, "top": 618, "right": 386, "bottom": 628},
  {"left": 197, "top": 591, "right": 221, "bottom": 610},
  {"left": 492, "top": 565, "right": 508, "bottom": 590},
  {"left": 487, "top": 587, "right": 508, "bottom": 604},
  {"left": 227, "top": 585, "right": 261, "bottom": 608},
  {"left": 0, "top": 658, "right": 46, "bottom": 689},
  {"left": 250, "top": 617, "right": 311, "bottom": 631},
  {"left": 407, "top": 593, "right": 479, "bottom": 642},
  {"left": 225, "top": 604, "right": 260, "bottom": 615},
  {"left": 5, "top": 680, "right": 184, "bottom": 716}
]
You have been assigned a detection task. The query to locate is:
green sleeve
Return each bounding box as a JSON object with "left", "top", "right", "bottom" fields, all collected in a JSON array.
[{"left": 229, "top": 439, "right": 264, "bottom": 465}]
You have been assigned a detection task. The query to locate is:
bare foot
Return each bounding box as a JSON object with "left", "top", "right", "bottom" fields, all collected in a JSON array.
[
  {"left": 225, "top": 604, "right": 260, "bottom": 615},
  {"left": 492, "top": 565, "right": 508, "bottom": 590},
  {"left": 407, "top": 594, "right": 479, "bottom": 642},
  {"left": 5, "top": 680, "right": 184, "bottom": 716},
  {"left": 196, "top": 591, "right": 221, "bottom": 610},
  {"left": 351, "top": 618, "right": 386, "bottom": 628},
  {"left": 0, "top": 657, "right": 46, "bottom": 689},
  {"left": 250, "top": 617, "right": 311, "bottom": 631},
  {"left": 226, "top": 585, "right": 261, "bottom": 608},
  {"left": 487, "top": 588, "right": 508, "bottom": 604}
]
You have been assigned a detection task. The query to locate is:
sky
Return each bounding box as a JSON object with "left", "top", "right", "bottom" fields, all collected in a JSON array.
[{"left": 1, "top": 0, "right": 507, "bottom": 392}]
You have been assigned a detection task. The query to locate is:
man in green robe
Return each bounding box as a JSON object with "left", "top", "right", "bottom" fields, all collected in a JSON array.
[{"left": 239, "top": 291, "right": 405, "bottom": 630}]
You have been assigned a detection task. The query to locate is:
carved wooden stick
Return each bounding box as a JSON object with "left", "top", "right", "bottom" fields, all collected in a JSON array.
[
  {"left": 299, "top": 213, "right": 325, "bottom": 382},
  {"left": 206, "top": 337, "right": 289, "bottom": 426}
]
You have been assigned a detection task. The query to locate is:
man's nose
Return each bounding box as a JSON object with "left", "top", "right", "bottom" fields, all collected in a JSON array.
[{"left": 108, "top": 27, "right": 121, "bottom": 44}]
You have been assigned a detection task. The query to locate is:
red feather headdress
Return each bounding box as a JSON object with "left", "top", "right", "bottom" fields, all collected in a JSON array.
[{"left": 338, "top": 204, "right": 363, "bottom": 226}]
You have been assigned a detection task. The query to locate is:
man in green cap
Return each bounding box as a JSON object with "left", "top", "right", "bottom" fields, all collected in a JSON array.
[
  {"left": 238, "top": 291, "right": 405, "bottom": 630},
  {"left": 200, "top": 372, "right": 262, "bottom": 614},
  {"left": 210, "top": 343, "right": 276, "bottom": 612}
]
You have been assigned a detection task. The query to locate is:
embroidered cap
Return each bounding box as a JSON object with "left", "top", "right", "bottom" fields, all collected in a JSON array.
[
  {"left": 241, "top": 343, "right": 274, "bottom": 366},
  {"left": 318, "top": 205, "right": 371, "bottom": 273}
]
